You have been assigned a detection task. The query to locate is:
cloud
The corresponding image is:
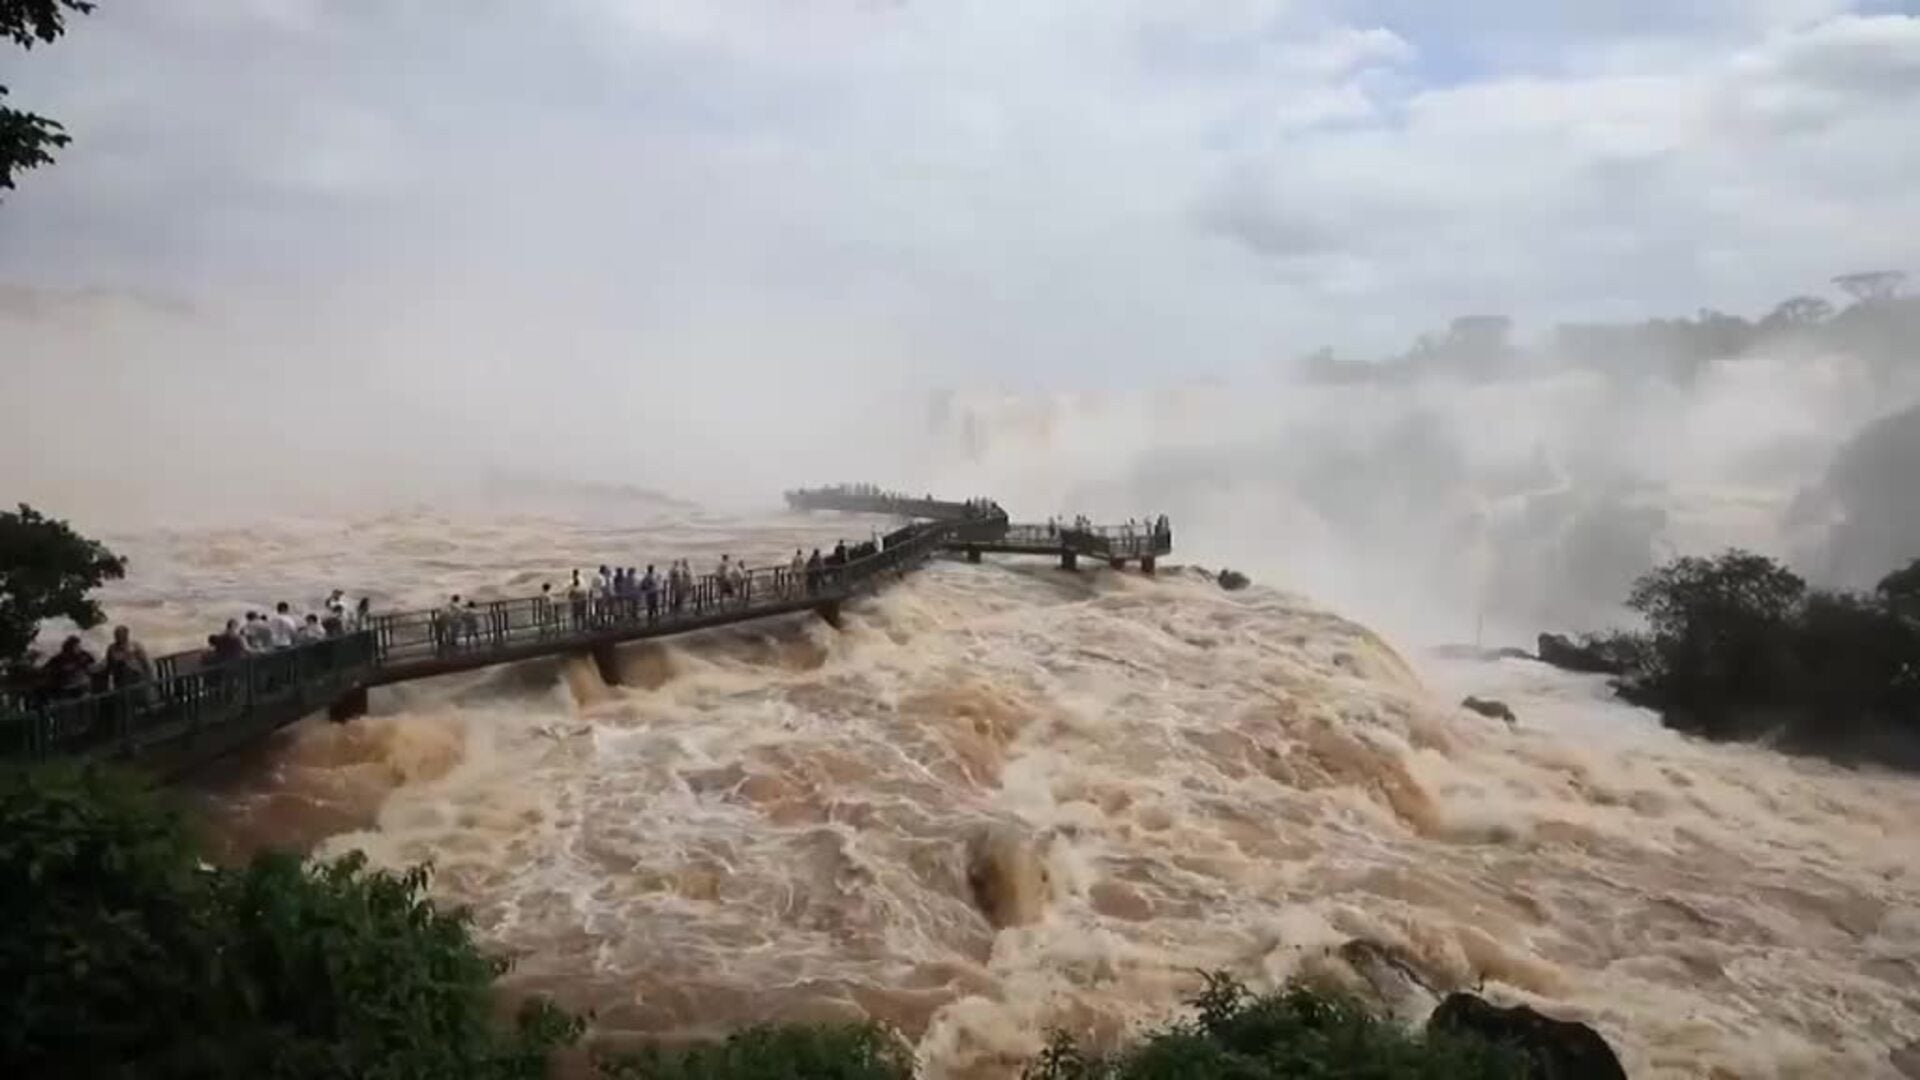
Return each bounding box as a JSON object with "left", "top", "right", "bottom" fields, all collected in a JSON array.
[{"left": 2, "top": 2, "right": 1917, "bottom": 519}]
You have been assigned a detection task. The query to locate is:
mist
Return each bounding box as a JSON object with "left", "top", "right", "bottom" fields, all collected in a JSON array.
[
  {"left": 6, "top": 2, "right": 1920, "bottom": 644},
  {"left": 916, "top": 311, "right": 1920, "bottom": 648}
]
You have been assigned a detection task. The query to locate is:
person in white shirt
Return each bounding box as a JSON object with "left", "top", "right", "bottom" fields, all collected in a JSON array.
[
  {"left": 268, "top": 602, "right": 298, "bottom": 649},
  {"left": 295, "top": 614, "right": 326, "bottom": 645},
  {"left": 591, "top": 565, "right": 612, "bottom": 624},
  {"left": 241, "top": 611, "right": 274, "bottom": 653},
  {"left": 566, "top": 569, "right": 586, "bottom": 629}
]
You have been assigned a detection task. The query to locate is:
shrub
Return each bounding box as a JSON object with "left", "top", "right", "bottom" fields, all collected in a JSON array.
[
  {"left": 1023, "top": 973, "right": 1526, "bottom": 1080},
  {"left": 596, "top": 1023, "right": 913, "bottom": 1080},
  {"left": 0, "top": 762, "right": 579, "bottom": 1079}
]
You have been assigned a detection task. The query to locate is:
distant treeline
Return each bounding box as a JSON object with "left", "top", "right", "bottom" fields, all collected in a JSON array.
[
  {"left": 1301, "top": 270, "right": 1920, "bottom": 386},
  {"left": 1568, "top": 550, "right": 1920, "bottom": 769}
]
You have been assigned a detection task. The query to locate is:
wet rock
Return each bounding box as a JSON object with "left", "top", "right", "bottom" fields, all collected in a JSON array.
[
  {"left": 964, "top": 825, "right": 1051, "bottom": 929},
  {"left": 1535, "top": 633, "right": 1627, "bottom": 676},
  {"left": 1335, "top": 938, "right": 1438, "bottom": 1022},
  {"left": 1433, "top": 643, "right": 1534, "bottom": 662},
  {"left": 1089, "top": 880, "right": 1153, "bottom": 922},
  {"left": 1217, "top": 568, "right": 1251, "bottom": 591},
  {"left": 1893, "top": 1038, "right": 1920, "bottom": 1080},
  {"left": 1426, "top": 992, "right": 1626, "bottom": 1080},
  {"left": 1461, "top": 696, "right": 1518, "bottom": 725}
]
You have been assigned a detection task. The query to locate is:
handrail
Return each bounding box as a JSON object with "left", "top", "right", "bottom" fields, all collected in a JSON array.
[
  {"left": 979, "top": 522, "right": 1173, "bottom": 558},
  {"left": 0, "top": 631, "right": 378, "bottom": 760},
  {"left": 0, "top": 490, "right": 1169, "bottom": 771},
  {"left": 783, "top": 484, "right": 1006, "bottom": 524},
  {"left": 0, "top": 516, "right": 958, "bottom": 764}
]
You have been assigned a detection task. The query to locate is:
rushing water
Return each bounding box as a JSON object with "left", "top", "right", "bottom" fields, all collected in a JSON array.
[{"left": 78, "top": 499, "right": 1920, "bottom": 1079}]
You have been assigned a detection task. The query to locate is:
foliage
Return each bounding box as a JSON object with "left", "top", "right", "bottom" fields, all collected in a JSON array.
[
  {"left": 0, "top": 0, "right": 93, "bottom": 195},
  {"left": 1023, "top": 973, "right": 1526, "bottom": 1080},
  {"left": 1605, "top": 551, "right": 1920, "bottom": 763},
  {"left": 596, "top": 1023, "right": 914, "bottom": 1080},
  {"left": 0, "top": 502, "right": 128, "bottom": 672},
  {"left": 0, "top": 762, "right": 581, "bottom": 1079}
]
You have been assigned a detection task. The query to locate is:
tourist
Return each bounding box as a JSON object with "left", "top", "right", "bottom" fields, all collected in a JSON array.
[
  {"left": 439, "top": 595, "right": 464, "bottom": 652},
  {"left": 717, "top": 555, "right": 735, "bottom": 600},
  {"left": 462, "top": 600, "right": 482, "bottom": 648},
  {"left": 43, "top": 636, "right": 96, "bottom": 698},
  {"left": 641, "top": 564, "right": 660, "bottom": 621},
  {"left": 296, "top": 614, "right": 326, "bottom": 645},
  {"left": 534, "top": 582, "right": 554, "bottom": 637},
  {"left": 209, "top": 620, "right": 247, "bottom": 663},
  {"left": 268, "top": 602, "right": 298, "bottom": 649},
  {"left": 563, "top": 570, "right": 583, "bottom": 629},
  {"left": 241, "top": 612, "right": 274, "bottom": 653},
  {"left": 593, "top": 565, "right": 612, "bottom": 624},
  {"left": 103, "top": 626, "right": 153, "bottom": 689}
]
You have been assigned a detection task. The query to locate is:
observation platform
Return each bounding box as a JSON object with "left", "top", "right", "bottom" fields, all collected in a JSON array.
[{"left": 3, "top": 488, "right": 1172, "bottom": 777}]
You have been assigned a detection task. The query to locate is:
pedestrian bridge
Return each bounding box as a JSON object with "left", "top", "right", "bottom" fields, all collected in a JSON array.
[
  {"left": 2, "top": 489, "right": 1173, "bottom": 778},
  {"left": 784, "top": 485, "right": 1171, "bottom": 571}
]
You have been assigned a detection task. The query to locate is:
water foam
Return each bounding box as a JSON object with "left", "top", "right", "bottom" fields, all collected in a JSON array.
[{"left": 99, "top": 508, "right": 1914, "bottom": 1079}]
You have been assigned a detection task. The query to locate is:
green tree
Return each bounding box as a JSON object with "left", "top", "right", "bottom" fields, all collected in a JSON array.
[
  {"left": 0, "top": 762, "right": 582, "bottom": 1079},
  {"left": 1, "top": 0, "right": 93, "bottom": 195},
  {"left": 0, "top": 503, "right": 127, "bottom": 675},
  {"left": 1621, "top": 550, "right": 1806, "bottom": 735},
  {"left": 1877, "top": 558, "right": 1920, "bottom": 619}
]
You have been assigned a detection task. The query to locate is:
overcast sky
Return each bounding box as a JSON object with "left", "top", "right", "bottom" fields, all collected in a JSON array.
[{"left": 4, "top": 0, "right": 1918, "bottom": 380}]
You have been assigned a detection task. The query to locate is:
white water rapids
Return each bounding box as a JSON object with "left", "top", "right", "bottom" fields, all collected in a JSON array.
[{"left": 68, "top": 498, "right": 1920, "bottom": 1080}]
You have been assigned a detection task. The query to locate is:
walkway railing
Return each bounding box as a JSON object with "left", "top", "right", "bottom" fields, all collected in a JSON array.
[
  {"left": 1, "top": 631, "right": 377, "bottom": 760},
  {"left": 784, "top": 484, "right": 1006, "bottom": 524},
  {"left": 0, "top": 489, "right": 1172, "bottom": 772},
  {"left": 998, "top": 523, "right": 1174, "bottom": 559},
  {"left": 1, "top": 516, "right": 958, "bottom": 766}
]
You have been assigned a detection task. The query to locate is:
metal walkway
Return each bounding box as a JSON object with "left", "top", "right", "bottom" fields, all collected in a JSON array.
[
  {"left": 784, "top": 485, "right": 1172, "bottom": 570},
  {"left": 3, "top": 489, "right": 1172, "bottom": 777}
]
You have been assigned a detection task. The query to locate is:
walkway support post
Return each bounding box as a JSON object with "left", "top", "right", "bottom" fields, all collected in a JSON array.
[
  {"left": 966, "top": 546, "right": 982, "bottom": 564},
  {"left": 1141, "top": 557, "right": 1156, "bottom": 575},
  {"left": 591, "top": 642, "right": 622, "bottom": 687},
  {"left": 1060, "top": 550, "right": 1078, "bottom": 572},
  {"left": 328, "top": 686, "right": 369, "bottom": 724},
  {"left": 817, "top": 600, "right": 843, "bottom": 629}
]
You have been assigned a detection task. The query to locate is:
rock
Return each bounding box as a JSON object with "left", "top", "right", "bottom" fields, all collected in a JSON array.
[
  {"left": 1336, "top": 938, "right": 1438, "bottom": 1022},
  {"left": 1535, "top": 633, "right": 1627, "bottom": 676},
  {"left": 1426, "top": 992, "right": 1626, "bottom": 1080},
  {"left": 1461, "top": 696, "right": 1517, "bottom": 725},
  {"left": 1893, "top": 1038, "right": 1920, "bottom": 1080},
  {"left": 964, "top": 825, "right": 1051, "bottom": 929},
  {"left": 1217, "top": 569, "right": 1251, "bottom": 591}
]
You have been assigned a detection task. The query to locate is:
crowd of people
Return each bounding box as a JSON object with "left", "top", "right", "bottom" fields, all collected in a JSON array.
[
  {"left": 14, "top": 508, "right": 1096, "bottom": 710},
  {"left": 12, "top": 591, "right": 373, "bottom": 706},
  {"left": 1041, "top": 514, "right": 1173, "bottom": 547},
  {"left": 204, "top": 592, "right": 373, "bottom": 664},
  {"left": 423, "top": 540, "right": 892, "bottom": 655}
]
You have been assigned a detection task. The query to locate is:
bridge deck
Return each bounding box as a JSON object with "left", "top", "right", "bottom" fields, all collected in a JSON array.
[
  {"left": 3, "top": 489, "right": 1173, "bottom": 777},
  {"left": 785, "top": 487, "right": 1171, "bottom": 561}
]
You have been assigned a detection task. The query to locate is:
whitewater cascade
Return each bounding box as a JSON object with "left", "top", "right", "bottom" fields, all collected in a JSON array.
[{"left": 77, "top": 503, "right": 1920, "bottom": 1080}]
